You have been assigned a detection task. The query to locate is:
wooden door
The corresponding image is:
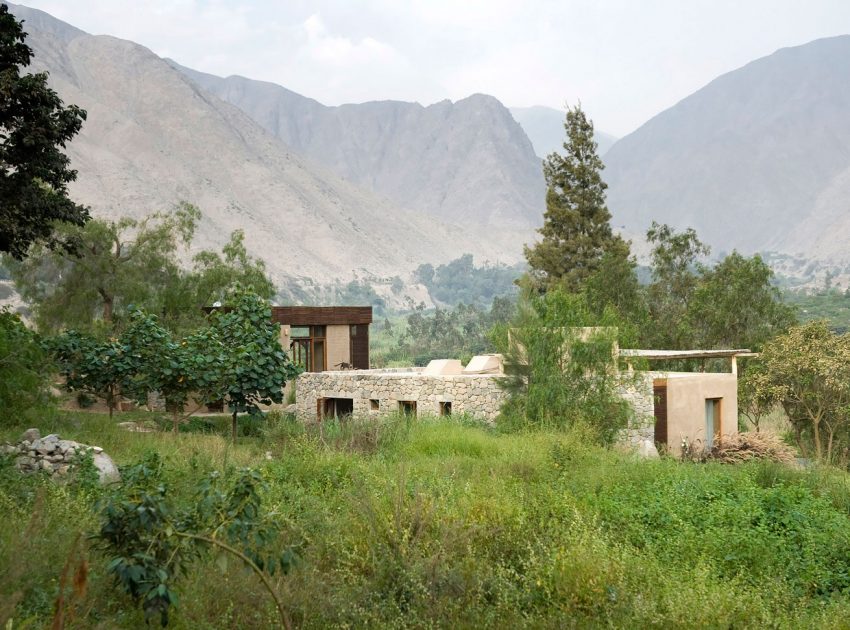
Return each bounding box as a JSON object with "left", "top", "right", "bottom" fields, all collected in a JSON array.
[{"left": 653, "top": 383, "right": 668, "bottom": 446}]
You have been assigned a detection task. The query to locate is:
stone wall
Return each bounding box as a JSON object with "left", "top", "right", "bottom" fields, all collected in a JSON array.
[
  {"left": 296, "top": 370, "right": 507, "bottom": 422},
  {"left": 615, "top": 372, "right": 656, "bottom": 446}
]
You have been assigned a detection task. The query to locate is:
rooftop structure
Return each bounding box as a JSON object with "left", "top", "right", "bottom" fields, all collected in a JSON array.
[{"left": 272, "top": 306, "right": 372, "bottom": 372}]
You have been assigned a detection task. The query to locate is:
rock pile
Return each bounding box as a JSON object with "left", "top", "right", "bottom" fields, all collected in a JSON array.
[{"left": 1, "top": 428, "right": 120, "bottom": 484}]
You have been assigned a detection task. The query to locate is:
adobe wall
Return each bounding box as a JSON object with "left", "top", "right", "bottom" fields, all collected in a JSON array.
[
  {"left": 326, "top": 325, "right": 351, "bottom": 370},
  {"left": 662, "top": 373, "right": 738, "bottom": 456}
]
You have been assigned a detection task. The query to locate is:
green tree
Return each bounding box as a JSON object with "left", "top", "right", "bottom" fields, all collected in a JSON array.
[
  {"left": 8, "top": 204, "right": 199, "bottom": 334},
  {"left": 7, "top": 206, "right": 275, "bottom": 335},
  {"left": 689, "top": 251, "right": 796, "bottom": 350},
  {"left": 524, "top": 105, "right": 625, "bottom": 293},
  {"left": 643, "top": 222, "right": 710, "bottom": 349},
  {"left": 0, "top": 4, "right": 89, "bottom": 258},
  {"left": 757, "top": 321, "right": 850, "bottom": 462},
  {"left": 492, "top": 289, "right": 632, "bottom": 443},
  {"left": 210, "top": 288, "right": 301, "bottom": 442},
  {"left": 583, "top": 240, "right": 646, "bottom": 327},
  {"left": 0, "top": 308, "right": 52, "bottom": 423},
  {"left": 47, "top": 330, "right": 137, "bottom": 419}
]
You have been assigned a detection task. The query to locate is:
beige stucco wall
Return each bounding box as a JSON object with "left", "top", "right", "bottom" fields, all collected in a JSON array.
[
  {"left": 659, "top": 372, "right": 739, "bottom": 456},
  {"left": 326, "top": 325, "right": 351, "bottom": 370},
  {"left": 279, "top": 324, "right": 291, "bottom": 354}
]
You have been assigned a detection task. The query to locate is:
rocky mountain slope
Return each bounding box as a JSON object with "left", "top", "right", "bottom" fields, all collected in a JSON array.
[
  {"left": 604, "top": 35, "right": 850, "bottom": 263},
  {"left": 169, "top": 62, "right": 545, "bottom": 232},
  {"left": 510, "top": 106, "right": 617, "bottom": 158},
  {"left": 8, "top": 3, "right": 506, "bottom": 290}
]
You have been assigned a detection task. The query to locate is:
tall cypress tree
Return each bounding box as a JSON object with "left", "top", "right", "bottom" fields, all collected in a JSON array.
[{"left": 524, "top": 105, "right": 624, "bottom": 292}]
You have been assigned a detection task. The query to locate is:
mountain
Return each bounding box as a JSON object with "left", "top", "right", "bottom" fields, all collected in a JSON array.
[
  {"left": 604, "top": 35, "right": 850, "bottom": 263},
  {"left": 7, "top": 3, "right": 507, "bottom": 291},
  {"left": 510, "top": 106, "right": 618, "bottom": 159},
  {"left": 168, "top": 63, "right": 545, "bottom": 232}
]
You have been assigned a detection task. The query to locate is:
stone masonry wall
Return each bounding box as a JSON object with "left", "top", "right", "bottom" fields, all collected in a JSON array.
[
  {"left": 615, "top": 372, "right": 656, "bottom": 446},
  {"left": 296, "top": 370, "right": 507, "bottom": 422}
]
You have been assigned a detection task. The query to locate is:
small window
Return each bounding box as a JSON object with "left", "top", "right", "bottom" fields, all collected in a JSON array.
[
  {"left": 439, "top": 401, "right": 452, "bottom": 416},
  {"left": 370, "top": 399, "right": 380, "bottom": 411},
  {"left": 398, "top": 400, "right": 417, "bottom": 417},
  {"left": 290, "top": 326, "right": 310, "bottom": 338}
]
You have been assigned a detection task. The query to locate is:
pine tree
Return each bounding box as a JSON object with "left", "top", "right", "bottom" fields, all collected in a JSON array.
[{"left": 524, "top": 105, "right": 624, "bottom": 292}]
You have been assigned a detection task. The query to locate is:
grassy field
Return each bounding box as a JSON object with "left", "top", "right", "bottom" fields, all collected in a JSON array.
[{"left": 2, "top": 411, "right": 850, "bottom": 628}]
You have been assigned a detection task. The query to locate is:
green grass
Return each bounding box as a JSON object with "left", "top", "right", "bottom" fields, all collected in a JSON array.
[{"left": 2, "top": 411, "right": 850, "bottom": 628}]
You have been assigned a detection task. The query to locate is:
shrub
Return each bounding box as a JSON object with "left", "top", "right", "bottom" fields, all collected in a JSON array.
[{"left": 0, "top": 309, "right": 52, "bottom": 424}]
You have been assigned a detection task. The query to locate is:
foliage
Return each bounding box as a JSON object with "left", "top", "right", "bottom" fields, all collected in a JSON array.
[
  {"left": 413, "top": 254, "right": 523, "bottom": 307},
  {"left": 385, "top": 296, "right": 515, "bottom": 366},
  {"left": 492, "top": 289, "right": 631, "bottom": 442},
  {"left": 640, "top": 223, "right": 795, "bottom": 351},
  {"left": 643, "top": 221, "right": 711, "bottom": 349},
  {"left": 524, "top": 105, "right": 626, "bottom": 293},
  {"left": 4, "top": 412, "right": 850, "bottom": 628},
  {"left": 96, "top": 453, "right": 293, "bottom": 627},
  {"left": 7, "top": 206, "right": 275, "bottom": 336},
  {"left": 209, "top": 288, "right": 302, "bottom": 442},
  {"left": 756, "top": 321, "right": 850, "bottom": 464},
  {"left": 0, "top": 308, "right": 52, "bottom": 423},
  {"left": 690, "top": 251, "right": 796, "bottom": 349},
  {"left": 785, "top": 287, "right": 850, "bottom": 333},
  {"left": 738, "top": 362, "right": 784, "bottom": 433},
  {"left": 47, "top": 330, "right": 136, "bottom": 419},
  {"left": 0, "top": 4, "right": 89, "bottom": 259},
  {"left": 7, "top": 204, "right": 199, "bottom": 334}
]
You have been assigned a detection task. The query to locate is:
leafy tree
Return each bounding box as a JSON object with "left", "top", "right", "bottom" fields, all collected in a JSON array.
[
  {"left": 492, "top": 289, "right": 632, "bottom": 443},
  {"left": 210, "top": 288, "right": 301, "bottom": 442},
  {"left": 737, "top": 362, "right": 783, "bottom": 433},
  {"left": 757, "top": 321, "right": 850, "bottom": 463},
  {"left": 643, "top": 222, "right": 710, "bottom": 349},
  {"left": 524, "top": 105, "right": 625, "bottom": 293},
  {"left": 689, "top": 251, "right": 796, "bottom": 350},
  {"left": 7, "top": 206, "right": 275, "bottom": 335},
  {"left": 8, "top": 204, "right": 199, "bottom": 334},
  {"left": 0, "top": 4, "right": 89, "bottom": 258},
  {"left": 96, "top": 454, "right": 294, "bottom": 627},
  {"left": 47, "top": 330, "right": 136, "bottom": 419},
  {"left": 583, "top": 240, "right": 646, "bottom": 327},
  {"left": 0, "top": 308, "right": 52, "bottom": 423}
]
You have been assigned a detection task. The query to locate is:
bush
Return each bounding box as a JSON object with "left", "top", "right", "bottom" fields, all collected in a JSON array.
[{"left": 0, "top": 309, "right": 53, "bottom": 425}]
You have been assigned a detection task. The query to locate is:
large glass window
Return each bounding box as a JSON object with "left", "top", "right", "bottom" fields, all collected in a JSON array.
[{"left": 290, "top": 325, "right": 327, "bottom": 372}]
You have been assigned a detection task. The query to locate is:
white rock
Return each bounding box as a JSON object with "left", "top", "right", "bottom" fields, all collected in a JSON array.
[
  {"left": 92, "top": 452, "right": 120, "bottom": 484},
  {"left": 19, "top": 428, "right": 40, "bottom": 442},
  {"left": 636, "top": 440, "right": 660, "bottom": 459}
]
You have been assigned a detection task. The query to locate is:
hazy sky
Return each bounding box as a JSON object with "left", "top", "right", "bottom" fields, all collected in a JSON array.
[{"left": 20, "top": 0, "right": 850, "bottom": 136}]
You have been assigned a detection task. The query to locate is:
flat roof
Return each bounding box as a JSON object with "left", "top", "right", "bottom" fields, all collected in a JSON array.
[
  {"left": 271, "top": 306, "right": 372, "bottom": 326},
  {"left": 620, "top": 349, "right": 755, "bottom": 360}
]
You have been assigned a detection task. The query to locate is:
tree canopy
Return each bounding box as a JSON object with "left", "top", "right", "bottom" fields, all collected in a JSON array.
[
  {"left": 6, "top": 205, "right": 274, "bottom": 335},
  {"left": 524, "top": 105, "right": 626, "bottom": 293},
  {"left": 0, "top": 4, "right": 89, "bottom": 258}
]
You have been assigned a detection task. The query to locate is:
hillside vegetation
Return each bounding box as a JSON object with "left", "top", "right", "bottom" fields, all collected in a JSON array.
[{"left": 2, "top": 412, "right": 850, "bottom": 628}]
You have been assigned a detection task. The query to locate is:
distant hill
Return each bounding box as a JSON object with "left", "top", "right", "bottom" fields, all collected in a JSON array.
[
  {"left": 169, "top": 62, "right": 545, "bottom": 232},
  {"left": 510, "top": 106, "right": 618, "bottom": 158},
  {"left": 7, "top": 3, "right": 508, "bottom": 291},
  {"left": 604, "top": 35, "right": 850, "bottom": 263}
]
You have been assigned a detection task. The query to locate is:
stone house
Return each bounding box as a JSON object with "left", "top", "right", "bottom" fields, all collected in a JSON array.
[{"left": 295, "top": 346, "right": 751, "bottom": 456}]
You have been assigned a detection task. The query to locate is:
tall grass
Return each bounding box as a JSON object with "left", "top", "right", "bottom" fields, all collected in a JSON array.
[{"left": 2, "top": 410, "right": 850, "bottom": 628}]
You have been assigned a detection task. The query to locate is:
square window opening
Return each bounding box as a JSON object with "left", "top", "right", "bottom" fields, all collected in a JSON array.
[
  {"left": 398, "top": 400, "right": 417, "bottom": 417},
  {"left": 370, "top": 399, "right": 380, "bottom": 411},
  {"left": 439, "top": 401, "right": 452, "bottom": 416}
]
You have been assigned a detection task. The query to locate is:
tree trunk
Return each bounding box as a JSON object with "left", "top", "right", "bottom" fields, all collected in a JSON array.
[
  {"left": 231, "top": 410, "right": 238, "bottom": 444},
  {"left": 173, "top": 410, "right": 180, "bottom": 434}
]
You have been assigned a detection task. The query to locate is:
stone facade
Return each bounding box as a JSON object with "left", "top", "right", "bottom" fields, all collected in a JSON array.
[
  {"left": 296, "top": 368, "right": 508, "bottom": 421},
  {"left": 615, "top": 372, "right": 656, "bottom": 446}
]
